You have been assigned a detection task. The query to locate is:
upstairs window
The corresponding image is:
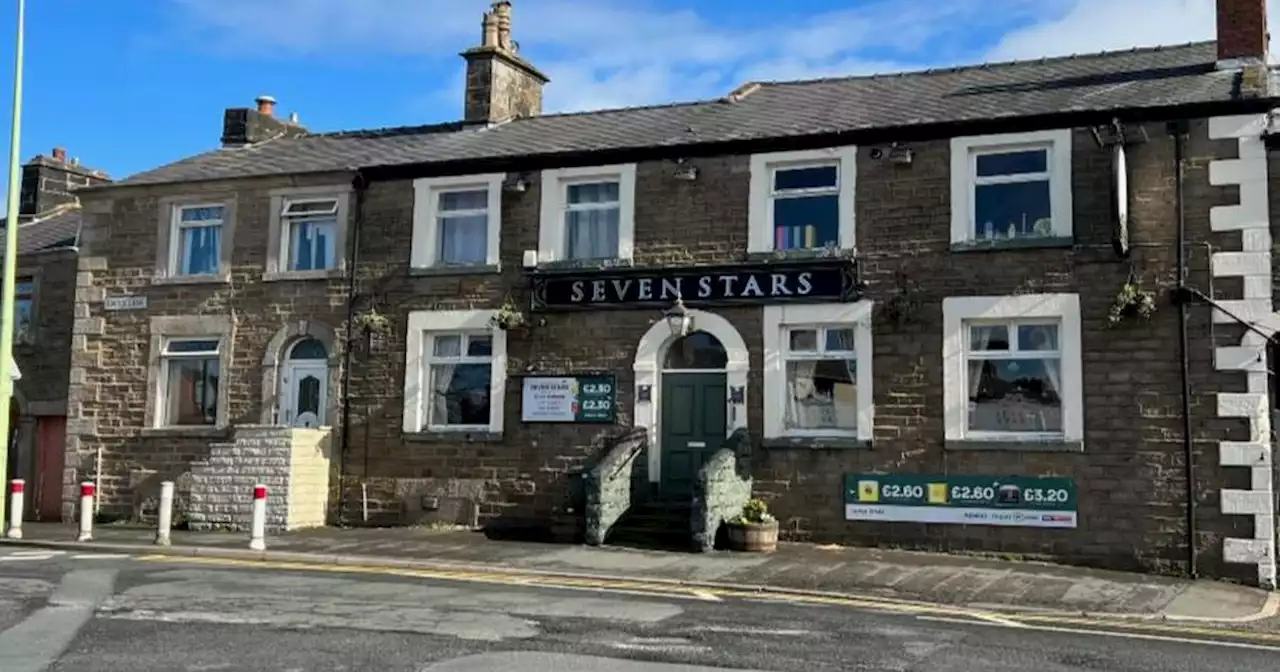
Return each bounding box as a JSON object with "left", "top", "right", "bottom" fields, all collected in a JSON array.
[
  {"left": 14, "top": 276, "right": 33, "bottom": 342},
  {"left": 748, "top": 147, "right": 856, "bottom": 254},
  {"left": 771, "top": 165, "right": 840, "bottom": 250},
  {"left": 411, "top": 174, "right": 503, "bottom": 271},
  {"left": 951, "top": 130, "right": 1072, "bottom": 245},
  {"left": 281, "top": 198, "right": 338, "bottom": 271},
  {"left": 565, "top": 181, "right": 620, "bottom": 260},
  {"left": 537, "top": 164, "right": 636, "bottom": 265},
  {"left": 171, "top": 205, "right": 224, "bottom": 276}
]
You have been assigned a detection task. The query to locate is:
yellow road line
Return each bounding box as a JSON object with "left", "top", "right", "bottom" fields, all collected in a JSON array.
[{"left": 136, "top": 554, "right": 1280, "bottom": 645}]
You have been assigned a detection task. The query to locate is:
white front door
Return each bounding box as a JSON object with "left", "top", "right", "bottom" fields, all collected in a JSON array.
[{"left": 281, "top": 362, "right": 328, "bottom": 428}]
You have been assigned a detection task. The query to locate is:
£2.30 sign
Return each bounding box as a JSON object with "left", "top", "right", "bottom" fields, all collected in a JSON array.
[{"left": 520, "top": 375, "right": 616, "bottom": 423}]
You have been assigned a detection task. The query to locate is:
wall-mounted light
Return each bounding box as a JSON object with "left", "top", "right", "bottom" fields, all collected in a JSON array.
[
  {"left": 663, "top": 296, "right": 693, "bottom": 337},
  {"left": 672, "top": 158, "right": 698, "bottom": 181},
  {"left": 504, "top": 173, "right": 529, "bottom": 193},
  {"left": 887, "top": 143, "right": 913, "bottom": 165}
]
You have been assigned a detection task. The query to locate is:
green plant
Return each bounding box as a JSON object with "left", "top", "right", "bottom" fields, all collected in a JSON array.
[
  {"left": 352, "top": 308, "right": 391, "bottom": 334},
  {"left": 731, "top": 498, "right": 776, "bottom": 525},
  {"left": 489, "top": 299, "right": 528, "bottom": 331},
  {"left": 1108, "top": 281, "right": 1157, "bottom": 326}
]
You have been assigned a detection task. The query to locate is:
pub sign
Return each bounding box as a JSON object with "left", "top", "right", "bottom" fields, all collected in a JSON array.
[{"left": 530, "top": 259, "right": 859, "bottom": 312}]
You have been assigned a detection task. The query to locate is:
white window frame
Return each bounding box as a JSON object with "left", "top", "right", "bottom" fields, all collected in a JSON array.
[
  {"left": 537, "top": 164, "right": 636, "bottom": 264},
  {"left": 14, "top": 275, "right": 34, "bottom": 343},
  {"left": 158, "top": 337, "right": 223, "bottom": 428},
  {"left": 411, "top": 174, "right": 504, "bottom": 269},
  {"left": 168, "top": 203, "right": 226, "bottom": 277},
  {"left": 763, "top": 301, "right": 874, "bottom": 442},
  {"left": 403, "top": 309, "right": 507, "bottom": 434},
  {"left": 949, "top": 130, "right": 1073, "bottom": 244},
  {"left": 748, "top": 146, "right": 857, "bottom": 254},
  {"left": 280, "top": 196, "right": 340, "bottom": 272},
  {"left": 942, "top": 293, "right": 1083, "bottom": 443}
]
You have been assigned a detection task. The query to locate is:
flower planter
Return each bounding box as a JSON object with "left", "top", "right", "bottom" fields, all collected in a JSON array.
[{"left": 727, "top": 519, "right": 779, "bottom": 553}]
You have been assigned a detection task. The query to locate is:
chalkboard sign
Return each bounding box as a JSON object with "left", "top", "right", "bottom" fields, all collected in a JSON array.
[{"left": 521, "top": 375, "right": 616, "bottom": 423}]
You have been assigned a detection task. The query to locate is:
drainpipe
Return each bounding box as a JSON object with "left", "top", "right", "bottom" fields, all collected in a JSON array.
[
  {"left": 1171, "top": 120, "right": 1198, "bottom": 579},
  {"left": 336, "top": 170, "right": 368, "bottom": 524}
]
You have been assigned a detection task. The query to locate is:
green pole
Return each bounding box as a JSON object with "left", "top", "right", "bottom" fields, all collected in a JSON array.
[{"left": 0, "top": 0, "right": 28, "bottom": 526}]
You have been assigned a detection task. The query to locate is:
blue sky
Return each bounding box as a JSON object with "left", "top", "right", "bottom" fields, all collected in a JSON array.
[{"left": 0, "top": 0, "right": 1264, "bottom": 189}]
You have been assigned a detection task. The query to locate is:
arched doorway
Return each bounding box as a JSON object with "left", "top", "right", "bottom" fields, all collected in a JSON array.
[
  {"left": 659, "top": 331, "right": 729, "bottom": 497},
  {"left": 280, "top": 338, "right": 328, "bottom": 427}
]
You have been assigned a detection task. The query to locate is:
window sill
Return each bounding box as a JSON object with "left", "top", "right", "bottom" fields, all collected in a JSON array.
[
  {"left": 405, "top": 430, "right": 503, "bottom": 443},
  {"left": 763, "top": 436, "right": 871, "bottom": 450},
  {"left": 140, "top": 426, "right": 230, "bottom": 439},
  {"left": 263, "top": 268, "right": 345, "bottom": 282},
  {"left": 745, "top": 248, "right": 856, "bottom": 263},
  {"left": 950, "top": 236, "right": 1073, "bottom": 252},
  {"left": 535, "top": 257, "right": 634, "bottom": 273},
  {"left": 945, "top": 438, "right": 1083, "bottom": 453},
  {"left": 409, "top": 263, "right": 501, "bottom": 278},
  {"left": 152, "top": 272, "right": 231, "bottom": 286}
]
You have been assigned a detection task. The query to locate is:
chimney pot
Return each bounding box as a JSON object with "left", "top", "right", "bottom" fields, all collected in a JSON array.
[
  {"left": 256, "top": 95, "right": 277, "bottom": 117},
  {"left": 493, "top": 1, "right": 513, "bottom": 50},
  {"left": 51, "top": 147, "right": 66, "bottom": 163},
  {"left": 1217, "top": 0, "right": 1269, "bottom": 64}
]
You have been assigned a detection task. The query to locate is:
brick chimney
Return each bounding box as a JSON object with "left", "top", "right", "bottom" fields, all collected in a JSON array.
[
  {"left": 18, "top": 147, "right": 110, "bottom": 217},
  {"left": 221, "top": 95, "right": 307, "bottom": 147},
  {"left": 460, "top": 1, "right": 549, "bottom": 125},
  {"left": 1217, "top": 0, "right": 1269, "bottom": 65}
]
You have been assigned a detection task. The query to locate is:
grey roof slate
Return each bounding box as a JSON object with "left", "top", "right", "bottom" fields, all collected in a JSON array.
[
  {"left": 0, "top": 206, "right": 81, "bottom": 255},
  {"left": 117, "top": 41, "right": 1273, "bottom": 188}
]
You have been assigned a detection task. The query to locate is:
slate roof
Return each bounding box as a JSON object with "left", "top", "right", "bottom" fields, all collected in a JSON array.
[
  {"left": 0, "top": 206, "right": 82, "bottom": 255},
  {"left": 116, "top": 41, "right": 1274, "bottom": 188}
]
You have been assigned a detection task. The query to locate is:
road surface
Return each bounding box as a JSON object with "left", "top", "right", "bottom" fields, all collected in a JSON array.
[{"left": 0, "top": 545, "right": 1276, "bottom": 671}]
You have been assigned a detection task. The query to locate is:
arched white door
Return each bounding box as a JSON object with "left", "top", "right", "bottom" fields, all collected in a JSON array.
[{"left": 280, "top": 338, "right": 328, "bottom": 428}]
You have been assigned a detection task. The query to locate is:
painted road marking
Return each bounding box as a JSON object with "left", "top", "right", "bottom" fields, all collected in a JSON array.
[
  {"left": 0, "top": 569, "right": 118, "bottom": 672},
  {"left": 916, "top": 614, "right": 1280, "bottom": 652},
  {"left": 134, "top": 553, "right": 1280, "bottom": 648},
  {"left": 69, "top": 554, "right": 129, "bottom": 560}
]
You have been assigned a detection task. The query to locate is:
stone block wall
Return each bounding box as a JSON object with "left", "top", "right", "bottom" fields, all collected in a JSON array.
[
  {"left": 693, "top": 429, "right": 755, "bottom": 553},
  {"left": 188, "top": 426, "right": 292, "bottom": 532}
]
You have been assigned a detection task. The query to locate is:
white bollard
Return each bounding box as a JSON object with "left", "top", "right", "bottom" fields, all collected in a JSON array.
[
  {"left": 155, "top": 480, "right": 174, "bottom": 546},
  {"left": 5, "top": 479, "right": 24, "bottom": 539},
  {"left": 248, "top": 484, "right": 267, "bottom": 551},
  {"left": 77, "top": 482, "right": 95, "bottom": 542}
]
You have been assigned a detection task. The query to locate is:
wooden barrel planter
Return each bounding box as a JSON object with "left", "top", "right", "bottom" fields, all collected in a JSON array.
[{"left": 727, "top": 519, "right": 779, "bottom": 553}]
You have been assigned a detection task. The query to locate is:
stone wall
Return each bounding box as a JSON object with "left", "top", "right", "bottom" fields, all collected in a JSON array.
[
  {"left": 692, "top": 429, "right": 755, "bottom": 553},
  {"left": 584, "top": 428, "right": 647, "bottom": 546},
  {"left": 188, "top": 426, "right": 291, "bottom": 532},
  {"left": 15, "top": 248, "right": 76, "bottom": 410}
]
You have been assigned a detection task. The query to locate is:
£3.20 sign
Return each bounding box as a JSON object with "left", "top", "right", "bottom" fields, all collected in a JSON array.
[{"left": 520, "top": 375, "right": 616, "bottom": 423}]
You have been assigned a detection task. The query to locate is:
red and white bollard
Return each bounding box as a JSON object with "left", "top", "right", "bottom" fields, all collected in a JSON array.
[
  {"left": 155, "top": 480, "right": 174, "bottom": 547},
  {"left": 248, "top": 484, "right": 267, "bottom": 551},
  {"left": 77, "top": 481, "right": 95, "bottom": 542},
  {"left": 6, "top": 479, "right": 24, "bottom": 539}
]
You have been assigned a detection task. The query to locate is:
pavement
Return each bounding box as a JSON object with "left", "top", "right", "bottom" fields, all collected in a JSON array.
[
  {"left": 3, "top": 546, "right": 1280, "bottom": 671},
  {"left": 3, "top": 521, "right": 1275, "bottom": 626}
]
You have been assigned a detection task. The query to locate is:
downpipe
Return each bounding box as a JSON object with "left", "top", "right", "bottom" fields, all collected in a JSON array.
[
  {"left": 337, "top": 170, "right": 368, "bottom": 525},
  {"left": 1171, "top": 120, "right": 1198, "bottom": 579}
]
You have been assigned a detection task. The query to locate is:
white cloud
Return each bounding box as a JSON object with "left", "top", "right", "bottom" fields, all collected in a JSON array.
[
  {"left": 989, "top": 0, "right": 1277, "bottom": 61},
  {"left": 169, "top": 0, "right": 1272, "bottom": 116}
]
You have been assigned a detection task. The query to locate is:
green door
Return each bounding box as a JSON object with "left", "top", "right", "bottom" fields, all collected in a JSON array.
[{"left": 660, "top": 372, "right": 727, "bottom": 497}]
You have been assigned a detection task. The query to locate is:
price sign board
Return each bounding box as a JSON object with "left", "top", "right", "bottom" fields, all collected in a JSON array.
[
  {"left": 843, "top": 473, "right": 1077, "bottom": 528},
  {"left": 520, "top": 375, "right": 616, "bottom": 424}
]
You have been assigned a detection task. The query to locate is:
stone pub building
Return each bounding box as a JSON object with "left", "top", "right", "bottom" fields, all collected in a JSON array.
[{"left": 67, "top": 0, "right": 1280, "bottom": 585}]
